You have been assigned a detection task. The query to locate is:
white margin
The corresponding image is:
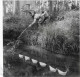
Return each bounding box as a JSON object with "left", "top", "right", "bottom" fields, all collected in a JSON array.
[{"left": 0, "top": 0, "right": 3, "bottom": 77}]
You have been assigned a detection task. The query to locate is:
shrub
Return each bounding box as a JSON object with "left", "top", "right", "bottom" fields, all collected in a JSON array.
[
  {"left": 37, "top": 12, "right": 79, "bottom": 56},
  {"left": 3, "top": 14, "right": 33, "bottom": 43}
]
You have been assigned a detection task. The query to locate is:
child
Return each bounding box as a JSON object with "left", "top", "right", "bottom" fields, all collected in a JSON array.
[{"left": 28, "top": 10, "right": 49, "bottom": 28}]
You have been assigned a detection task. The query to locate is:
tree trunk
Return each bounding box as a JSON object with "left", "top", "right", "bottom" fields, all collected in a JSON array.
[
  {"left": 48, "top": 0, "right": 53, "bottom": 16},
  {"left": 3, "top": 1, "right": 6, "bottom": 17},
  {"left": 15, "top": 0, "right": 20, "bottom": 16}
]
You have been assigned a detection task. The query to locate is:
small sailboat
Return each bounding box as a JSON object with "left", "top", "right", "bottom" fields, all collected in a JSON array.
[
  {"left": 19, "top": 54, "right": 23, "bottom": 58},
  {"left": 25, "top": 56, "right": 30, "bottom": 60},
  {"left": 39, "top": 62, "right": 47, "bottom": 67},
  {"left": 49, "top": 65, "right": 57, "bottom": 72},
  {"left": 57, "top": 68, "right": 69, "bottom": 76},
  {"left": 31, "top": 59, "right": 38, "bottom": 64}
]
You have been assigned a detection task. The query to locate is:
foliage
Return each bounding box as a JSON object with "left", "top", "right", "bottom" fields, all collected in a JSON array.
[
  {"left": 3, "top": 14, "right": 33, "bottom": 43},
  {"left": 37, "top": 11, "right": 79, "bottom": 56}
]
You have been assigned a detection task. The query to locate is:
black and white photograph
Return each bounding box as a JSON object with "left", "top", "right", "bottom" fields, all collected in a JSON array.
[{"left": 3, "top": 0, "right": 80, "bottom": 77}]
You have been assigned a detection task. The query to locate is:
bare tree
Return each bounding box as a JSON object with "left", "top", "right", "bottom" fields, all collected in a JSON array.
[
  {"left": 48, "top": 0, "right": 58, "bottom": 21},
  {"left": 48, "top": 0, "right": 53, "bottom": 16},
  {"left": 3, "top": 1, "right": 6, "bottom": 17},
  {"left": 15, "top": 0, "right": 20, "bottom": 16}
]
